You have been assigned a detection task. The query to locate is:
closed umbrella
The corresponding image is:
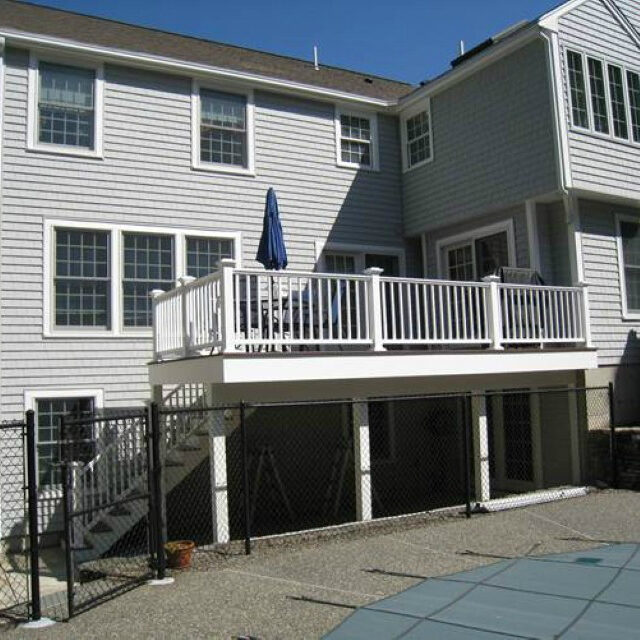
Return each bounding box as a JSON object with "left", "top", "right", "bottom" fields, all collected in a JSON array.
[{"left": 256, "top": 187, "right": 288, "bottom": 270}]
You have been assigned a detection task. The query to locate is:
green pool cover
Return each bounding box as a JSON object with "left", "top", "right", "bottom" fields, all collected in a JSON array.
[{"left": 324, "top": 543, "right": 640, "bottom": 639}]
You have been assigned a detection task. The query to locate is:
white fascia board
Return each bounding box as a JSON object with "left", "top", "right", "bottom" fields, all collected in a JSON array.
[
  {"left": 1, "top": 28, "right": 396, "bottom": 109},
  {"left": 397, "top": 24, "right": 540, "bottom": 113},
  {"left": 538, "top": 0, "right": 592, "bottom": 31},
  {"left": 149, "top": 349, "right": 598, "bottom": 386}
]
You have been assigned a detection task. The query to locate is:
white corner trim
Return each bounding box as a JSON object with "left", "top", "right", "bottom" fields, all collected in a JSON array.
[
  {"left": 27, "top": 51, "right": 104, "bottom": 159},
  {"left": 615, "top": 213, "right": 640, "bottom": 320},
  {"left": 399, "top": 98, "right": 434, "bottom": 173},
  {"left": 313, "top": 240, "right": 407, "bottom": 275},
  {"left": 525, "top": 200, "right": 541, "bottom": 272},
  {"left": 434, "top": 218, "right": 516, "bottom": 279},
  {"left": 43, "top": 218, "right": 242, "bottom": 338},
  {"left": 191, "top": 79, "right": 256, "bottom": 176},
  {"left": 334, "top": 105, "right": 380, "bottom": 171}
]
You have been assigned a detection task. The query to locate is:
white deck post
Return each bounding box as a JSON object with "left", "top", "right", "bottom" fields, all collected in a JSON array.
[
  {"left": 209, "top": 405, "right": 230, "bottom": 544},
  {"left": 471, "top": 393, "right": 491, "bottom": 502},
  {"left": 352, "top": 401, "right": 372, "bottom": 521},
  {"left": 150, "top": 289, "right": 165, "bottom": 360},
  {"left": 179, "top": 276, "right": 195, "bottom": 357},
  {"left": 483, "top": 275, "right": 504, "bottom": 350},
  {"left": 576, "top": 282, "right": 593, "bottom": 348},
  {"left": 567, "top": 384, "right": 581, "bottom": 485},
  {"left": 364, "top": 267, "right": 385, "bottom": 352},
  {"left": 219, "top": 259, "right": 237, "bottom": 354}
]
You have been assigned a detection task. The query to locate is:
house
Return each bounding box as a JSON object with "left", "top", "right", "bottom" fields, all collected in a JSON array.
[{"left": 0, "top": 0, "right": 636, "bottom": 548}]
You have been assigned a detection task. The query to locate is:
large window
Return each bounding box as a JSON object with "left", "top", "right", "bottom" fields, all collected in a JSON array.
[
  {"left": 186, "top": 237, "right": 234, "bottom": 279},
  {"left": 618, "top": 217, "right": 640, "bottom": 316},
  {"left": 405, "top": 110, "right": 432, "bottom": 169},
  {"left": 36, "top": 396, "right": 94, "bottom": 486},
  {"left": 608, "top": 64, "right": 629, "bottom": 140},
  {"left": 123, "top": 233, "right": 174, "bottom": 327},
  {"left": 321, "top": 248, "right": 401, "bottom": 276},
  {"left": 567, "top": 50, "right": 589, "bottom": 129},
  {"left": 335, "top": 109, "right": 378, "bottom": 170},
  {"left": 200, "top": 89, "right": 247, "bottom": 167},
  {"left": 55, "top": 229, "right": 110, "bottom": 328},
  {"left": 627, "top": 71, "right": 640, "bottom": 143},
  {"left": 587, "top": 58, "right": 609, "bottom": 134}
]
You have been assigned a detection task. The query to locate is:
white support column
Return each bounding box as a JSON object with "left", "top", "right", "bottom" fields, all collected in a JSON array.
[
  {"left": 219, "top": 258, "right": 237, "bottom": 354},
  {"left": 576, "top": 281, "right": 593, "bottom": 348},
  {"left": 530, "top": 391, "right": 544, "bottom": 489},
  {"left": 352, "top": 401, "right": 372, "bottom": 521},
  {"left": 483, "top": 275, "right": 504, "bottom": 350},
  {"left": 209, "top": 408, "right": 230, "bottom": 544},
  {"left": 179, "top": 276, "right": 196, "bottom": 357},
  {"left": 567, "top": 384, "right": 581, "bottom": 485},
  {"left": 364, "top": 267, "right": 385, "bottom": 352},
  {"left": 471, "top": 393, "right": 491, "bottom": 502}
]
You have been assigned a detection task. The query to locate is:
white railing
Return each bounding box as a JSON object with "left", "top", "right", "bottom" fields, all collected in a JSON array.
[{"left": 151, "top": 260, "right": 592, "bottom": 358}]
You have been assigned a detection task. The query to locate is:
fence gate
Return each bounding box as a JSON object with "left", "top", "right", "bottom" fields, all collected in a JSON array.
[
  {"left": 60, "top": 409, "right": 157, "bottom": 617},
  {"left": 0, "top": 420, "right": 30, "bottom": 621}
]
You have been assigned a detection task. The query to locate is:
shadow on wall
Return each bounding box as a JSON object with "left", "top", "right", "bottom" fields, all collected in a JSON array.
[{"left": 614, "top": 329, "right": 640, "bottom": 425}]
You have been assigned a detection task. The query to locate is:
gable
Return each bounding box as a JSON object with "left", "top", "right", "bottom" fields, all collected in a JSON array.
[{"left": 612, "top": 0, "right": 640, "bottom": 39}]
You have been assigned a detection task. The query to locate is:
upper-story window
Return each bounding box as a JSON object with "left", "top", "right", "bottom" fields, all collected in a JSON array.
[
  {"left": 567, "top": 49, "right": 640, "bottom": 145},
  {"left": 28, "top": 54, "right": 103, "bottom": 157},
  {"left": 400, "top": 101, "right": 433, "bottom": 172},
  {"left": 192, "top": 82, "right": 255, "bottom": 175},
  {"left": 617, "top": 216, "right": 640, "bottom": 318},
  {"left": 335, "top": 108, "right": 379, "bottom": 170}
]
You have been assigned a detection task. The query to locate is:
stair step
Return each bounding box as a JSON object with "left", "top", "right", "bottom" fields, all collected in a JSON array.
[
  {"left": 109, "top": 505, "right": 132, "bottom": 517},
  {"left": 165, "top": 458, "right": 185, "bottom": 467},
  {"left": 178, "top": 443, "right": 202, "bottom": 452},
  {"left": 90, "top": 521, "right": 113, "bottom": 534}
]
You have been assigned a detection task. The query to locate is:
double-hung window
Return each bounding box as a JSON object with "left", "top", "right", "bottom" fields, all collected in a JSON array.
[
  {"left": 195, "top": 85, "right": 254, "bottom": 173},
  {"left": 29, "top": 56, "right": 103, "bottom": 156},
  {"left": 122, "top": 233, "right": 174, "bottom": 328},
  {"left": 567, "top": 50, "right": 589, "bottom": 129},
  {"left": 618, "top": 217, "right": 640, "bottom": 316},
  {"left": 627, "top": 71, "right": 640, "bottom": 143},
  {"left": 608, "top": 64, "right": 629, "bottom": 139},
  {"left": 55, "top": 229, "right": 110, "bottom": 328},
  {"left": 404, "top": 109, "right": 432, "bottom": 169},
  {"left": 587, "top": 58, "right": 609, "bottom": 134},
  {"left": 186, "top": 237, "right": 234, "bottom": 279},
  {"left": 335, "top": 109, "right": 378, "bottom": 170}
]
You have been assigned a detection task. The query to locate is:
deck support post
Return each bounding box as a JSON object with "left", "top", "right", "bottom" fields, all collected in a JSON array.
[
  {"left": 471, "top": 393, "right": 491, "bottom": 503},
  {"left": 209, "top": 385, "right": 230, "bottom": 544},
  {"left": 220, "top": 259, "right": 237, "bottom": 354},
  {"left": 364, "top": 267, "right": 385, "bottom": 352},
  {"left": 352, "top": 400, "right": 372, "bottom": 521}
]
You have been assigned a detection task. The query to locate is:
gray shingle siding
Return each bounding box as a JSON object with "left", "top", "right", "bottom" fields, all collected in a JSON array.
[
  {"left": 402, "top": 38, "right": 558, "bottom": 238},
  {"left": 559, "top": 0, "right": 640, "bottom": 199},
  {"left": 0, "top": 47, "right": 405, "bottom": 418}
]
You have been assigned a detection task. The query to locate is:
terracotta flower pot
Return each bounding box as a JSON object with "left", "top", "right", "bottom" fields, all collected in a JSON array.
[{"left": 164, "top": 540, "right": 196, "bottom": 569}]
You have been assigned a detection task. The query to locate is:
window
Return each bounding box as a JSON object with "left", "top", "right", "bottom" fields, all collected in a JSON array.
[
  {"left": 28, "top": 55, "right": 103, "bottom": 157},
  {"left": 405, "top": 110, "right": 432, "bottom": 168},
  {"left": 618, "top": 218, "right": 640, "bottom": 315},
  {"left": 368, "top": 401, "right": 395, "bottom": 464},
  {"left": 320, "top": 247, "right": 401, "bottom": 276},
  {"left": 608, "top": 64, "right": 629, "bottom": 139},
  {"left": 36, "top": 396, "right": 94, "bottom": 486},
  {"left": 55, "top": 229, "right": 110, "bottom": 328},
  {"left": 335, "top": 109, "right": 378, "bottom": 170},
  {"left": 567, "top": 50, "right": 589, "bottom": 129},
  {"left": 200, "top": 89, "right": 247, "bottom": 167},
  {"left": 186, "top": 237, "right": 234, "bottom": 279},
  {"left": 123, "top": 233, "right": 174, "bottom": 327},
  {"left": 587, "top": 58, "right": 609, "bottom": 134},
  {"left": 627, "top": 71, "right": 640, "bottom": 143},
  {"left": 324, "top": 253, "right": 356, "bottom": 274},
  {"left": 447, "top": 244, "right": 474, "bottom": 281}
]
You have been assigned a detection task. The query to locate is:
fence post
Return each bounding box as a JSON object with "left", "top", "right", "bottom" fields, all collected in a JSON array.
[
  {"left": 179, "top": 276, "right": 196, "bottom": 357},
  {"left": 219, "top": 259, "right": 237, "bottom": 354},
  {"left": 239, "top": 402, "right": 251, "bottom": 555},
  {"left": 482, "top": 275, "right": 504, "bottom": 350},
  {"left": 25, "top": 410, "right": 42, "bottom": 623},
  {"left": 462, "top": 395, "right": 472, "bottom": 518},
  {"left": 609, "top": 382, "right": 618, "bottom": 489},
  {"left": 364, "top": 267, "right": 385, "bottom": 352},
  {"left": 149, "top": 402, "right": 172, "bottom": 584},
  {"left": 59, "top": 415, "right": 76, "bottom": 620}
]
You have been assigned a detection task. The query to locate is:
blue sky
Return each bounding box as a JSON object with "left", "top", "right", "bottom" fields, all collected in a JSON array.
[{"left": 25, "top": 0, "right": 562, "bottom": 84}]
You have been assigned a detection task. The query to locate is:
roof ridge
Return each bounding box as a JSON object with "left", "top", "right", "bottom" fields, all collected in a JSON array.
[{"left": 3, "top": 0, "right": 411, "bottom": 87}]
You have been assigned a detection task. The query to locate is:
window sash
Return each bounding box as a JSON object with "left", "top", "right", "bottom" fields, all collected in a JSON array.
[
  {"left": 406, "top": 110, "right": 431, "bottom": 168},
  {"left": 447, "top": 244, "right": 474, "bottom": 281},
  {"left": 339, "top": 113, "right": 372, "bottom": 167},
  {"left": 620, "top": 220, "right": 640, "bottom": 312},
  {"left": 200, "top": 89, "right": 248, "bottom": 167},
  {"left": 587, "top": 58, "right": 609, "bottom": 134},
  {"left": 628, "top": 71, "right": 640, "bottom": 143},
  {"left": 567, "top": 50, "right": 589, "bottom": 129},
  {"left": 608, "top": 64, "right": 629, "bottom": 139},
  {"left": 186, "top": 237, "right": 234, "bottom": 279}
]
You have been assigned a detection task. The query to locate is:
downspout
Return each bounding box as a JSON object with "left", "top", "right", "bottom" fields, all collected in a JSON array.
[{"left": 0, "top": 37, "right": 5, "bottom": 425}]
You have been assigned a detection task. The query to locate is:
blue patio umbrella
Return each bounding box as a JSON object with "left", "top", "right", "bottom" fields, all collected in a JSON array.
[{"left": 256, "top": 187, "right": 288, "bottom": 270}]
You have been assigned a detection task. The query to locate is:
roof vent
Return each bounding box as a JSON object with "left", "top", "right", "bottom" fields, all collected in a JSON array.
[
  {"left": 313, "top": 45, "right": 319, "bottom": 70},
  {"left": 363, "top": 77, "right": 373, "bottom": 84}
]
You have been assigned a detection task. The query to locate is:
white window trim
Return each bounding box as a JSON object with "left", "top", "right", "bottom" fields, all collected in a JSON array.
[
  {"left": 313, "top": 240, "right": 406, "bottom": 276},
  {"left": 334, "top": 106, "right": 379, "bottom": 171},
  {"left": 615, "top": 213, "right": 640, "bottom": 320},
  {"left": 43, "top": 218, "right": 242, "bottom": 338},
  {"left": 27, "top": 51, "right": 104, "bottom": 159},
  {"left": 191, "top": 78, "right": 255, "bottom": 176},
  {"left": 399, "top": 99, "right": 434, "bottom": 173},
  {"left": 24, "top": 387, "right": 104, "bottom": 497},
  {"left": 435, "top": 219, "right": 516, "bottom": 280},
  {"left": 565, "top": 47, "right": 640, "bottom": 148}
]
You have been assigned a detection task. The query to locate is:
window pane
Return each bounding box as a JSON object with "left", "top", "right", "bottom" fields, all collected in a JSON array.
[
  {"left": 55, "top": 229, "right": 110, "bottom": 328},
  {"left": 475, "top": 232, "right": 509, "bottom": 279},
  {"left": 587, "top": 58, "right": 609, "bottom": 134},
  {"left": 340, "top": 140, "right": 370, "bottom": 165},
  {"left": 608, "top": 64, "right": 629, "bottom": 139},
  {"left": 627, "top": 71, "right": 640, "bottom": 143},
  {"left": 200, "top": 129, "right": 246, "bottom": 166},
  {"left": 621, "top": 220, "right": 640, "bottom": 312},
  {"left": 37, "top": 397, "right": 94, "bottom": 486},
  {"left": 186, "top": 237, "right": 234, "bottom": 279},
  {"left": 122, "top": 233, "right": 174, "bottom": 327},
  {"left": 447, "top": 245, "right": 474, "bottom": 281},
  {"left": 38, "top": 62, "right": 94, "bottom": 148},
  {"left": 340, "top": 115, "right": 370, "bottom": 141},
  {"left": 201, "top": 90, "right": 246, "bottom": 130},
  {"left": 339, "top": 114, "right": 372, "bottom": 166},
  {"left": 324, "top": 253, "right": 356, "bottom": 274},
  {"left": 567, "top": 51, "right": 589, "bottom": 129},
  {"left": 200, "top": 90, "right": 247, "bottom": 167}
]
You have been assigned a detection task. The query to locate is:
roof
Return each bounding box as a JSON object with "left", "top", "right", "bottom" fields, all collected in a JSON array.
[{"left": 0, "top": 0, "right": 413, "bottom": 102}]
